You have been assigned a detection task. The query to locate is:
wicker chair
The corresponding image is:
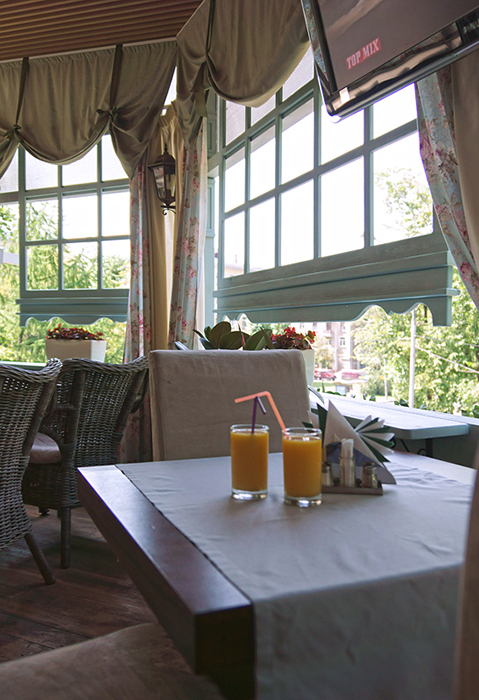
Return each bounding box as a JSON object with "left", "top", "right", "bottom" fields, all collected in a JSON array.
[
  {"left": 22, "top": 356, "right": 149, "bottom": 569},
  {"left": 0, "top": 359, "right": 62, "bottom": 585}
]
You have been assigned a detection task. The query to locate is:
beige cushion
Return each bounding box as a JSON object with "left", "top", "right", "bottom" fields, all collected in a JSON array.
[
  {"left": 29, "top": 432, "right": 62, "bottom": 464},
  {"left": 149, "top": 349, "right": 311, "bottom": 460},
  {"left": 0, "top": 623, "right": 225, "bottom": 700}
]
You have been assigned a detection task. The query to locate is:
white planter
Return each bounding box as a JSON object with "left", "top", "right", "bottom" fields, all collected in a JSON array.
[
  {"left": 300, "top": 347, "right": 315, "bottom": 385},
  {"left": 46, "top": 339, "right": 107, "bottom": 362}
]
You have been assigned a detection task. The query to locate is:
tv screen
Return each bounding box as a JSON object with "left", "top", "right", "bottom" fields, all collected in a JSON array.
[{"left": 301, "top": 0, "right": 479, "bottom": 118}]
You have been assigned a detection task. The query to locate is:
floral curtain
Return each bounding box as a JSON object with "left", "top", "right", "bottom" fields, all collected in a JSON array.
[
  {"left": 120, "top": 162, "right": 153, "bottom": 463},
  {"left": 416, "top": 68, "right": 479, "bottom": 308},
  {"left": 168, "top": 121, "right": 207, "bottom": 347}
]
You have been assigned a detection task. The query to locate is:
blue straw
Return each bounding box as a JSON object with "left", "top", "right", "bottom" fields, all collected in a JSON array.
[{"left": 251, "top": 396, "right": 267, "bottom": 433}]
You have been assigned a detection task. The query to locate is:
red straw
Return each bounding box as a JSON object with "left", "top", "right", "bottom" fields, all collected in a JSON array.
[{"left": 235, "top": 391, "right": 286, "bottom": 431}]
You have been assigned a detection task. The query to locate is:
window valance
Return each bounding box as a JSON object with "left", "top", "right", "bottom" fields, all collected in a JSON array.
[
  {"left": 176, "top": 0, "right": 309, "bottom": 142},
  {"left": 0, "top": 41, "right": 177, "bottom": 178}
]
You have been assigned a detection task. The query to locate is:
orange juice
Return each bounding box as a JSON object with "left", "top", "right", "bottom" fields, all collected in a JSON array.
[
  {"left": 282, "top": 428, "right": 322, "bottom": 506},
  {"left": 230, "top": 425, "right": 269, "bottom": 500}
]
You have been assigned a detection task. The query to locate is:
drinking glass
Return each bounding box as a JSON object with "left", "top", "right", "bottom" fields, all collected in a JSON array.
[
  {"left": 230, "top": 424, "right": 269, "bottom": 500},
  {"left": 282, "top": 427, "right": 322, "bottom": 507}
]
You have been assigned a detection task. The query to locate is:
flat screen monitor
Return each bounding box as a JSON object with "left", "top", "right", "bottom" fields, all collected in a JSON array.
[{"left": 301, "top": 0, "right": 479, "bottom": 118}]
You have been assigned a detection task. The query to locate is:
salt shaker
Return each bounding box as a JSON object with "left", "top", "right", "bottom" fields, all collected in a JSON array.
[
  {"left": 361, "top": 462, "right": 378, "bottom": 489},
  {"left": 322, "top": 461, "right": 334, "bottom": 487}
]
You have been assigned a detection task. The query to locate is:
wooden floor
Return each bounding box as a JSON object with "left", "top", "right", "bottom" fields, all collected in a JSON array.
[{"left": 0, "top": 505, "right": 183, "bottom": 665}]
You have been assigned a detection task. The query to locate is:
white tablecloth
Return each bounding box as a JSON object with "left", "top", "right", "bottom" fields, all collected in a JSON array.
[{"left": 120, "top": 453, "right": 474, "bottom": 700}]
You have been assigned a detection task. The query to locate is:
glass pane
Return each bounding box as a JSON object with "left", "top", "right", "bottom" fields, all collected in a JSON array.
[
  {"left": 224, "top": 212, "right": 245, "bottom": 277},
  {"left": 373, "top": 84, "right": 417, "bottom": 138},
  {"left": 26, "top": 200, "right": 58, "bottom": 241},
  {"left": 281, "top": 180, "right": 314, "bottom": 265},
  {"left": 374, "top": 132, "right": 432, "bottom": 245},
  {"left": 25, "top": 151, "right": 58, "bottom": 190},
  {"left": 250, "top": 127, "right": 275, "bottom": 199},
  {"left": 0, "top": 150, "right": 19, "bottom": 193},
  {"left": 62, "top": 147, "right": 97, "bottom": 186},
  {"left": 0, "top": 202, "right": 19, "bottom": 253},
  {"left": 101, "top": 135, "right": 126, "bottom": 181},
  {"left": 321, "top": 107, "right": 363, "bottom": 163},
  {"left": 282, "top": 49, "right": 314, "bottom": 101},
  {"left": 251, "top": 96, "right": 275, "bottom": 126},
  {"left": 102, "top": 190, "right": 129, "bottom": 237},
  {"left": 102, "top": 239, "right": 130, "bottom": 288},
  {"left": 62, "top": 194, "right": 97, "bottom": 239},
  {"left": 63, "top": 242, "right": 98, "bottom": 289},
  {"left": 224, "top": 148, "right": 245, "bottom": 212},
  {"left": 282, "top": 100, "right": 314, "bottom": 184},
  {"left": 225, "top": 102, "right": 245, "bottom": 145},
  {"left": 321, "top": 159, "right": 364, "bottom": 257},
  {"left": 250, "top": 198, "right": 275, "bottom": 272},
  {"left": 27, "top": 245, "right": 58, "bottom": 289}
]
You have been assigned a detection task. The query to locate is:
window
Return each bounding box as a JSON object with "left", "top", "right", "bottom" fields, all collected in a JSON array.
[
  {"left": 0, "top": 137, "right": 130, "bottom": 325},
  {"left": 208, "top": 51, "right": 455, "bottom": 327},
  {"left": 339, "top": 337, "right": 346, "bottom": 347}
]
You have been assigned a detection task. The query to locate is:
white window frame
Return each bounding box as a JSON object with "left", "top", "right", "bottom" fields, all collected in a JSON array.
[
  {"left": 0, "top": 142, "right": 130, "bottom": 326},
  {"left": 207, "top": 69, "right": 457, "bottom": 327}
]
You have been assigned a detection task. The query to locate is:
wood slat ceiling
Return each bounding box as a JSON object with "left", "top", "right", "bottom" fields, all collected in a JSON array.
[{"left": 0, "top": 0, "right": 203, "bottom": 62}]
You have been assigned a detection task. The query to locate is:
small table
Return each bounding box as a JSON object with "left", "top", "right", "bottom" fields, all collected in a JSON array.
[
  {"left": 311, "top": 390, "right": 469, "bottom": 457},
  {"left": 78, "top": 453, "right": 474, "bottom": 700}
]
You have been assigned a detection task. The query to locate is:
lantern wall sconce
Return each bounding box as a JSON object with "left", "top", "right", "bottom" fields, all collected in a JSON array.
[{"left": 148, "top": 145, "right": 176, "bottom": 214}]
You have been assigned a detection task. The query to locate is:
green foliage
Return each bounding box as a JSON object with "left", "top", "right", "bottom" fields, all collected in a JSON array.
[
  {"left": 375, "top": 167, "right": 433, "bottom": 238},
  {"left": 194, "top": 321, "right": 273, "bottom": 350},
  {"left": 354, "top": 272, "right": 479, "bottom": 414}
]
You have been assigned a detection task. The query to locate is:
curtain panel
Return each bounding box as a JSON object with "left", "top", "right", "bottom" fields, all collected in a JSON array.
[
  {"left": 176, "top": 0, "right": 309, "bottom": 143},
  {"left": 121, "top": 105, "right": 187, "bottom": 461},
  {"left": 0, "top": 42, "right": 177, "bottom": 178},
  {"left": 416, "top": 62, "right": 479, "bottom": 309}
]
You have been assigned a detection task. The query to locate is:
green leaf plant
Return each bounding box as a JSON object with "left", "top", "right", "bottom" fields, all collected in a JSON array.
[{"left": 193, "top": 321, "right": 274, "bottom": 351}]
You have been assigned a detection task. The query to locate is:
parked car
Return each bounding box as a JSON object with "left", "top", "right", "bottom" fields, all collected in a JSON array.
[{"left": 315, "top": 369, "right": 336, "bottom": 380}]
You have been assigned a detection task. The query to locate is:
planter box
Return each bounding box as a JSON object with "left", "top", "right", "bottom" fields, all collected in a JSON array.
[{"left": 46, "top": 339, "right": 107, "bottom": 362}]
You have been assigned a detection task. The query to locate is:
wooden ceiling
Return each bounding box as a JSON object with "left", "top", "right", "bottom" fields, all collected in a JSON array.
[{"left": 0, "top": 0, "right": 203, "bottom": 62}]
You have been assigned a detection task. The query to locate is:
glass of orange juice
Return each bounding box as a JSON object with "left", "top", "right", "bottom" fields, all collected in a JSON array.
[
  {"left": 230, "top": 424, "right": 269, "bottom": 500},
  {"left": 282, "top": 427, "right": 322, "bottom": 507}
]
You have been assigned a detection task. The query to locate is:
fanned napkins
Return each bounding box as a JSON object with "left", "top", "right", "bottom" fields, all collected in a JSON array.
[{"left": 310, "top": 399, "right": 396, "bottom": 485}]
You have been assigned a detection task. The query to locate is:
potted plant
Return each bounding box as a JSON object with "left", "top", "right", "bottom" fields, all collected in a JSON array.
[
  {"left": 270, "top": 327, "right": 316, "bottom": 384},
  {"left": 194, "top": 321, "right": 272, "bottom": 350},
  {"left": 45, "top": 324, "right": 107, "bottom": 362}
]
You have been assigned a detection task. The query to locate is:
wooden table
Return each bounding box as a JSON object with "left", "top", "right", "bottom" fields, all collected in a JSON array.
[
  {"left": 77, "top": 464, "right": 255, "bottom": 700},
  {"left": 78, "top": 453, "right": 474, "bottom": 700},
  {"left": 311, "top": 390, "right": 469, "bottom": 456}
]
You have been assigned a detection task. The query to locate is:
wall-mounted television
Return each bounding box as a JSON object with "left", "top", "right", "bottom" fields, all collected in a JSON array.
[{"left": 301, "top": 0, "right": 479, "bottom": 118}]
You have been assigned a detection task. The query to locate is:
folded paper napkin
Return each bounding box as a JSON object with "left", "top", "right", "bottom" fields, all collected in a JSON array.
[{"left": 310, "top": 400, "right": 396, "bottom": 485}]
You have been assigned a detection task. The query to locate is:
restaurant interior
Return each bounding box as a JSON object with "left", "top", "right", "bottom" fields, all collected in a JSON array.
[{"left": 1, "top": 1, "right": 479, "bottom": 699}]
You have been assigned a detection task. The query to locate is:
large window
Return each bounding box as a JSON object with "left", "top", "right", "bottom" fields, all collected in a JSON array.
[
  {"left": 209, "top": 50, "right": 455, "bottom": 327},
  {"left": 0, "top": 136, "right": 130, "bottom": 326}
]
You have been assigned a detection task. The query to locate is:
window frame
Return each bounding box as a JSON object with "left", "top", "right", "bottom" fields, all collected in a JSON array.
[
  {"left": 208, "top": 60, "right": 457, "bottom": 327},
  {"left": 0, "top": 142, "right": 130, "bottom": 326}
]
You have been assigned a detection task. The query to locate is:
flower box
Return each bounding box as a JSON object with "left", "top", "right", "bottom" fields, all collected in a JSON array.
[{"left": 46, "top": 339, "right": 107, "bottom": 362}]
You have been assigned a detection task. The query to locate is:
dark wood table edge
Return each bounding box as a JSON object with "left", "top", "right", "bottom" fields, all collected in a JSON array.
[{"left": 78, "top": 465, "right": 255, "bottom": 700}]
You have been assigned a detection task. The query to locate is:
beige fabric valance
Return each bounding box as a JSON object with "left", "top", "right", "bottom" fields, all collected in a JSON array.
[
  {"left": 0, "top": 41, "right": 177, "bottom": 179},
  {"left": 176, "top": 0, "right": 309, "bottom": 143}
]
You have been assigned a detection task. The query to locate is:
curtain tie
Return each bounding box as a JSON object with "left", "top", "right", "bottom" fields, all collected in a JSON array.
[{"left": 6, "top": 124, "right": 22, "bottom": 140}]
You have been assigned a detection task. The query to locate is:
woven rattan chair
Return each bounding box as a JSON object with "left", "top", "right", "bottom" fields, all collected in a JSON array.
[
  {"left": 0, "top": 359, "right": 62, "bottom": 585},
  {"left": 22, "top": 356, "right": 149, "bottom": 569}
]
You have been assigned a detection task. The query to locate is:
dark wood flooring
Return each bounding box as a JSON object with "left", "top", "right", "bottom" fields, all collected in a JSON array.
[{"left": 0, "top": 505, "right": 174, "bottom": 663}]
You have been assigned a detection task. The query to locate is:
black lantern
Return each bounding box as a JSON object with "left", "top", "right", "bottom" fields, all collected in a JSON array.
[{"left": 148, "top": 145, "right": 176, "bottom": 213}]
